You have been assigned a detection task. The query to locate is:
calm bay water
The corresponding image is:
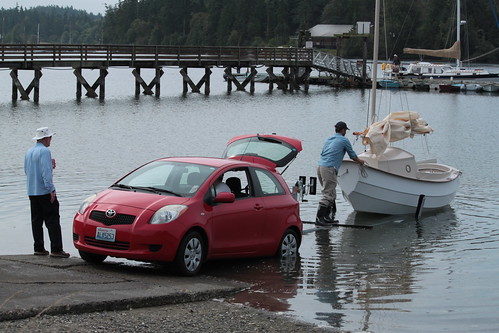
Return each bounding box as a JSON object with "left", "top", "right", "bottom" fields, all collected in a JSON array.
[{"left": 0, "top": 66, "right": 498, "bottom": 332}]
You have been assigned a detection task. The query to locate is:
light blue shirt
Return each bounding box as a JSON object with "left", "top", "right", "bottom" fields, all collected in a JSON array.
[
  {"left": 318, "top": 133, "right": 358, "bottom": 171},
  {"left": 24, "top": 142, "right": 55, "bottom": 196}
]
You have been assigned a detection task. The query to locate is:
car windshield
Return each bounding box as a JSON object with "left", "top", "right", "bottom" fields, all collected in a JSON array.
[{"left": 113, "top": 161, "right": 217, "bottom": 197}]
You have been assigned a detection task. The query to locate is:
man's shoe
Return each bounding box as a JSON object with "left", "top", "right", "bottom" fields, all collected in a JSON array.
[
  {"left": 50, "top": 251, "right": 70, "bottom": 258},
  {"left": 34, "top": 250, "right": 49, "bottom": 256}
]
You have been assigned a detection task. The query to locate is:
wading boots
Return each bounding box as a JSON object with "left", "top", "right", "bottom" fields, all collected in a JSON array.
[{"left": 315, "top": 204, "right": 337, "bottom": 226}]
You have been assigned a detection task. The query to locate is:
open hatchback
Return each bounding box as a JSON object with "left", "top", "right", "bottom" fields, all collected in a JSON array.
[{"left": 222, "top": 134, "right": 303, "bottom": 170}]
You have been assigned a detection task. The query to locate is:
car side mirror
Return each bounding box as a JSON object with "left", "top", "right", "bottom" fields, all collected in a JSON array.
[{"left": 215, "top": 192, "right": 235, "bottom": 203}]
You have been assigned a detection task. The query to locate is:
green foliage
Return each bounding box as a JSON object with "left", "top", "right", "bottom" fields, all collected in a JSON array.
[
  {"left": 1, "top": 1, "right": 498, "bottom": 62},
  {"left": 0, "top": 6, "right": 102, "bottom": 44}
]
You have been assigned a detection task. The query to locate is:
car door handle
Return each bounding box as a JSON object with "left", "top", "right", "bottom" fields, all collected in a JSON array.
[{"left": 254, "top": 204, "right": 263, "bottom": 210}]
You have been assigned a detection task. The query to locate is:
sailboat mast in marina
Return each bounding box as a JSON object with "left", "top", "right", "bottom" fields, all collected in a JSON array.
[
  {"left": 337, "top": 0, "right": 461, "bottom": 216},
  {"left": 398, "top": 0, "right": 499, "bottom": 82}
]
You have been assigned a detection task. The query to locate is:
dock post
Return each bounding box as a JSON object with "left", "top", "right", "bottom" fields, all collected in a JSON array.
[
  {"left": 33, "top": 69, "right": 42, "bottom": 103},
  {"left": 73, "top": 67, "right": 107, "bottom": 100},
  {"left": 225, "top": 67, "right": 232, "bottom": 92},
  {"left": 155, "top": 67, "right": 162, "bottom": 97},
  {"left": 182, "top": 67, "right": 188, "bottom": 95},
  {"left": 10, "top": 68, "right": 43, "bottom": 102},
  {"left": 11, "top": 69, "right": 18, "bottom": 101},
  {"left": 99, "top": 68, "right": 106, "bottom": 102},
  {"left": 204, "top": 67, "right": 211, "bottom": 95},
  {"left": 281, "top": 67, "right": 290, "bottom": 91},
  {"left": 266, "top": 67, "right": 274, "bottom": 92},
  {"left": 250, "top": 66, "right": 256, "bottom": 94},
  {"left": 132, "top": 67, "right": 164, "bottom": 97},
  {"left": 75, "top": 67, "right": 82, "bottom": 100},
  {"left": 134, "top": 68, "right": 141, "bottom": 97}
]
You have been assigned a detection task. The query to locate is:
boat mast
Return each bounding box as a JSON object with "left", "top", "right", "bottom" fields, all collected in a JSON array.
[
  {"left": 456, "top": 0, "right": 461, "bottom": 67},
  {"left": 370, "top": 0, "right": 381, "bottom": 124}
]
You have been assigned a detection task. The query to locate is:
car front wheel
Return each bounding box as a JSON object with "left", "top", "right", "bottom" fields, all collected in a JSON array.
[
  {"left": 78, "top": 250, "right": 107, "bottom": 263},
  {"left": 278, "top": 229, "right": 299, "bottom": 258},
  {"left": 174, "top": 231, "right": 205, "bottom": 276}
]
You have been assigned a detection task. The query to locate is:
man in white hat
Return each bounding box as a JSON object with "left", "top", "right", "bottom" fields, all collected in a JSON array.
[{"left": 24, "top": 127, "right": 69, "bottom": 258}]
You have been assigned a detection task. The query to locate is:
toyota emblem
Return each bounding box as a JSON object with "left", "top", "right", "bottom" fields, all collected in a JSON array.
[{"left": 105, "top": 209, "right": 117, "bottom": 218}]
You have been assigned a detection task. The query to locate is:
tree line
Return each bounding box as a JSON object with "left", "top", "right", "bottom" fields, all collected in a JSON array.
[
  {"left": 0, "top": 6, "right": 102, "bottom": 44},
  {"left": 1, "top": 1, "right": 498, "bottom": 62}
]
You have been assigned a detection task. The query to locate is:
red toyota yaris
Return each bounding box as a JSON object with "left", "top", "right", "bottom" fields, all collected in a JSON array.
[{"left": 73, "top": 134, "right": 303, "bottom": 275}]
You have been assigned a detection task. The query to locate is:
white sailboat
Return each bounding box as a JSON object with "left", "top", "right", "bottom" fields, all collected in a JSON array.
[
  {"left": 338, "top": 0, "right": 461, "bottom": 216},
  {"left": 397, "top": 0, "right": 499, "bottom": 82}
]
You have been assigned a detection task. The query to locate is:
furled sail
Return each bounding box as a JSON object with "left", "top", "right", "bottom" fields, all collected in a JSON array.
[
  {"left": 403, "top": 41, "right": 461, "bottom": 60},
  {"left": 354, "top": 111, "right": 433, "bottom": 156}
]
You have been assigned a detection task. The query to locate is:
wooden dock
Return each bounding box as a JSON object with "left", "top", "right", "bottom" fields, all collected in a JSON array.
[{"left": 0, "top": 44, "right": 369, "bottom": 102}]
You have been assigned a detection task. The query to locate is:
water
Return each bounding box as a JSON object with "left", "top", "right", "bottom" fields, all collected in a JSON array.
[{"left": 1, "top": 66, "right": 498, "bottom": 332}]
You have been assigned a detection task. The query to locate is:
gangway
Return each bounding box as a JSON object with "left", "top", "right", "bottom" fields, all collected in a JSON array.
[{"left": 312, "top": 50, "right": 371, "bottom": 83}]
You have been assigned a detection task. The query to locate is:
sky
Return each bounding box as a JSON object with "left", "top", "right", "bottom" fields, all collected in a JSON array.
[{"left": 1, "top": 0, "right": 122, "bottom": 14}]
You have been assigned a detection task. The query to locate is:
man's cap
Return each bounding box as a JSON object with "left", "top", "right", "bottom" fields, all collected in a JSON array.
[
  {"left": 335, "top": 121, "right": 349, "bottom": 131},
  {"left": 33, "top": 127, "right": 55, "bottom": 140}
]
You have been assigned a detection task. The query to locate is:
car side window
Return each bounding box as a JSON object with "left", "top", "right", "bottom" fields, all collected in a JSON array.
[
  {"left": 210, "top": 168, "right": 252, "bottom": 200},
  {"left": 254, "top": 169, "right": 285, "bottom": 196}
]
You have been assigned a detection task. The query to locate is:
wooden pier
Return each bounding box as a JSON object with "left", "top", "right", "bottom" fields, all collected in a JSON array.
[{"left": 0, "top": 44, "right": 369, "bottom": 102}]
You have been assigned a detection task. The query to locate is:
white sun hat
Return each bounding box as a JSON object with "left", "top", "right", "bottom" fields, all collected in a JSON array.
[{"left": 33, "top": 127, "right": 55, "bottom": 140}]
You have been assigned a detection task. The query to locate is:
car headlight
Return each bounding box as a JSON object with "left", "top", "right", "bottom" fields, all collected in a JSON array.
[
  {"left": 78, "top": 194, "right": 97, "bottom": 214},
  {"left": 150, "top": 205, "right": 188, "bottom": 224}
]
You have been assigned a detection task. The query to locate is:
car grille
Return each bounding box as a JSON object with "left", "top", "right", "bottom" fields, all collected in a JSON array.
[
  {"left": 89, "top": 210, "right": 136, "bottom": 226},
  {"left": 84, "top": 236, "right": 130, "bottom": 250}
]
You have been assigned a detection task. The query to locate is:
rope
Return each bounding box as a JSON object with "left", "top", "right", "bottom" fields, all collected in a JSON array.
[
  {"left": 462, "top": 46, "right": 499, "bottom": 62},
  {"left": 359, "top": 164, "right": 369, "bottom": 178}
]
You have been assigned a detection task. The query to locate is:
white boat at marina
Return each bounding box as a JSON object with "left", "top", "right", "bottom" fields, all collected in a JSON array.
[
  {"left": 393, "top": 0, "right": 499, "bottom": 82},
  {"left": 396, "top": 59, "right": 499, "bottom": 82},
  {"left": 338, "top": 0, "right": 461, "bottom": 216},
  {"left": 482, "top": 83, "right": 499, "bottom": 92},
  {"left": 460, "top": 83, "right": 483, "bottom": 92}
]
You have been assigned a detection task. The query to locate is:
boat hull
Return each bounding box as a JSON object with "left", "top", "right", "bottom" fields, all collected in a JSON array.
[
  {"left": 482, "top": 83, "right": 499, "bottom": 92},
  {"left": 338, "top": 160, "right": 460, "bottom": 215}
]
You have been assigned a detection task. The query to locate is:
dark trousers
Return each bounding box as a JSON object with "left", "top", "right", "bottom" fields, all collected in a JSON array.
[{"left": 29, "top": 194, "right": 63, "bottom": 253}]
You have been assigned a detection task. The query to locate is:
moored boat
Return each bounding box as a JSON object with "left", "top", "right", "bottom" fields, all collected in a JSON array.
[
  {"left": 397, "top": 0, "right": 499, "bottom": 83},
  {"left": 482, "top": 83, "right": 499, "bottom": 92},
  {"left": 378, "top": 79, "right": 401, "bottom": 88},
  {"left": 460, "top": 83, "right": 483, "bottom": 92},
  {"left": 439, "top": 83, "right": 461, "bottom": 93},
  {"left": 396, "top": 61, "right": 499, "bottom": 82}
]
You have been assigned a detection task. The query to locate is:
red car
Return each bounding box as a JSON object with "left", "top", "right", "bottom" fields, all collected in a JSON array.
[{"left": 73, "top": 134, "right": 303, "bottom": 275}]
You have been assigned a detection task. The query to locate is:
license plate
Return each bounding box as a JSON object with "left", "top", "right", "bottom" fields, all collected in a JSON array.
[{"left": 95, "top": 227, "right": 116, "bottom": 242}]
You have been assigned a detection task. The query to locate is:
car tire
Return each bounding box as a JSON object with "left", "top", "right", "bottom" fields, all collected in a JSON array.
[
  {"left": 78, "top": 250, "right": 107, "bottom": 263},
  {"left": 277, "top": 229, "right": 299, "bottom": 258},
  {"left": 174, "top": 231, "right": 205, "bottom": 276}
]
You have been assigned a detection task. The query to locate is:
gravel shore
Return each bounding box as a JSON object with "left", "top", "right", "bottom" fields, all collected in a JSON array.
[{"left": 0, "top": 299, "right": 338, "bottom": 333}]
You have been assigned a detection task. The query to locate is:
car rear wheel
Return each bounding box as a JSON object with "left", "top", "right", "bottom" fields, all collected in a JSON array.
[
  {"left": 78, "top": 250, "right": 107, "bottom": 263},
  {"left": 174, "top": 231, "right": 205, "bottom": 276},
  {"left": 278, "top": 229, "right": 299, "bottom": 258}
]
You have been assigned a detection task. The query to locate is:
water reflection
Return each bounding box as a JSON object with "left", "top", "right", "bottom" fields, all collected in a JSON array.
[
  {"left": 204, "top": 256, "right": 301, "bottom": 312},
  {"left": 205, "top": 208, "right": 460, "bottom": 331}
]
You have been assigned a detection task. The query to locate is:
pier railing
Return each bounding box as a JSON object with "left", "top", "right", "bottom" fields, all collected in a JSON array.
[{"left": 0, "top": 44, "right": 314, "bottom": 68}]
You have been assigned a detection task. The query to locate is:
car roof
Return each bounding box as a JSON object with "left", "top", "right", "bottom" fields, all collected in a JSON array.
[{"left": 155, "top": 156, "right": 269, "bottom": 169}]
